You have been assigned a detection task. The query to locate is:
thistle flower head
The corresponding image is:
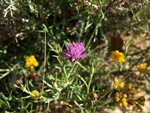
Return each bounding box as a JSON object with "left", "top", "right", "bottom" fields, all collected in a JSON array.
[{"left": 63, "top": 41, "right": 87, "bottom": 62}]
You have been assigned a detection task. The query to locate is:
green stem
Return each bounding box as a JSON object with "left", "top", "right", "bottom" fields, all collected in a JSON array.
[
  {"left": 87, "top": 64, "right": 95, "bottom": 94},
  {"left": 63, "top": 66, "right": 69, "bottom": 83},
  {"left": 46, "top": 101, "right": 50, "bottom": 112},
  {"left": 68, "top": 62, "right": 77, "bottom": 78},
  {"left": 119, "top": 63, "right": 123, "bottom": 71},
  {"left": 76, "top": 61, "right": 87, "bottom": 71}
]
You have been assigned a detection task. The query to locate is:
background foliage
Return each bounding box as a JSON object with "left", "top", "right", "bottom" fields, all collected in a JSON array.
[{"left": 0, "top": 0, "right": 150, "bottom": 112}]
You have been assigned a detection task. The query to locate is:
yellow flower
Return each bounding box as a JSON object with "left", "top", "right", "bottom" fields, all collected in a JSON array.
[
  {"left": 30, "top": 66, "right": 34, "bottom": 70},
  {"left": 31, "top": 90, "right": 38, "bottom": 100},
  {"left": 114, "top": 78, "right": 118, "bottom": 85},
  {"left": 25, "top": 56, "right": 30, "bottom": 62},
  {"left": 138, "top": 64, "right": 149, "bottom": 74},
  {"left": 128, "top": 83, "right": 132, "bottom": 89},
  {"left": 110, "top": 50, "right": 125, "bottom": 63},
  {"left": 130, "top": 88, "right": 136, "bottom": 94},
  {"left": 25, "top": 62, "right": 30, "bottom": 67},
  {"left": 25, "top": 55, "right": 39, "bottom": 70},
  {"left": 115, "top": 97, "right": 120, "bottom": 101},
  {"left": 118, "top": 101, "right": 122, "bottom": 107},
  {"left": 121, "top": 98, "right": 126, "bottom": 103},
  {"left": 122, "top": 101, "right": 128, "bottom": 107},
  {"left": 115, "top": 92, "right": 120, "bottom": 97},
  {"left": 123, "top": 94, "right": 127, "bottom": 98},
  {"left": 31, "top": 55, "right": 35, "bottom": 58},
  {"left": 33, "top": 61, "right": 39, "bottom": 67},
  {"left": 119, "top": 82, "right": 124, "bottom": 89},
  {"left": 114, "top": 85, "right": 118, "bottom": 89}
]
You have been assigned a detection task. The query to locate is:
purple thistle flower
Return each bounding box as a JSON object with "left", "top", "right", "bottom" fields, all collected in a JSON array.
[{"left": 63, "top": 41, "right": 87, "bottom": 62}]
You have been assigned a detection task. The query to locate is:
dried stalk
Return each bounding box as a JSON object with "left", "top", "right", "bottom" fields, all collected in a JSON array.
[{"left": 40, "top": 27, "right": 47, "bottom": 112}]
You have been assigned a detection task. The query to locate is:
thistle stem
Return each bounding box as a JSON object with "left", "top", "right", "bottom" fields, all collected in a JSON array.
[{"left": 87, "top": 64, "right": 95, "bottom": 94}]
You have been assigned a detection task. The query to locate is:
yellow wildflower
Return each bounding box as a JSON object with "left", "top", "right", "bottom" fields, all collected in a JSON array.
[
  {"left": 119, "top": 82, "right": 124, "bottom": 89},
  {"left": 114, "top": 85, "right": 118, "bottom": 89},
  {"left": 113, "top": 78, "right": 118, "bottom": 89},
  {"left": 110, "top": 50, "right": 125, "bottom": 63},
  {"left": 25, "top": 55, "right": 39, "bottom": 70},
  {"left": 122, "top": 101, "right": 128, "bottom": 107},
  {"left": 31, "top": 55, "right": 35, "bottom": 58},
  {"left": 25, "top": 62, "right": 30, "bottom": 67},
  {"left": 31, "top": 90, "right": 38, "bottom": 100},
  {"left": 129, "top": 88, "right": 136, "bottom": 95},
  {"left": 121, "top": 98, "right": 126, "bottom": 103},
  {"left": 115, "top": 92, "right": 120, "bottom": 97},
  {"left": 33, "top": 61, "right": 39, "bottom": 67},
  {"left": 114, "top": 78, "right": 118, "bottom": 85},
  {"left": 118, "top": 101, "right": 122, "bottom": 107},
  {"left": 123, "top": 94, "right": 127, "bottom": 98},
  {"left": 115, "top": 97, "right": 120, "bottom": 101},
  {"left": 138, "top": 64, "right": 149, "bottom": 74},
  {"left": 30, "top": 66, "right": 34, "bottom": 70},
  {"left": 128, "top": 83, "right": 132, "bottom": 89},
  {"left": 25, "top": 56, "right": 30, "bottom": 61}
]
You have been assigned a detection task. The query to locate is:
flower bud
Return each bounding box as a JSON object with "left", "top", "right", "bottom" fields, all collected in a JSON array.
[
  {"left": 115, "top": 92, "right": 120, "bottom": 97},
  {"left": 114, "top": 85, "right": 118, "bottom": 89},
  {"left": 123, "top": 94, "right": 127, "bottom": 98},
  {"left": 121, "top": 98, "right": 126, "bottom": 103},
  {"left": 123, "top": 101, "right": 128, "bottom": 107},
  {"left": 30, "top": 71, "right": 38, "bottom": 79},
  {"left": 119, "top": 82, "right": 124, "bottom": 89},
  {"left": 114, "top": 78, "right": 118, "bottom": 85},
  {"left": 115, "top": 97, "right": 120, "bottom": 101},
  {"left": 25, "top": 62, "right": 30, "bottom": 67},
  {"left": 90, "top": 92, "right": 98, "bottom": 100},
  {"left": 31, "top": 90, "right": 38, "bottom": 100},
  {"left": 52, "top": 82, "right": 58, "bottom": 88},
  {"left": 118, "top": 101, "right": 122, "bottom": 107},
  {"left": 128, "top": 83, "right": 132, "bottom": 89},
  {"left": 34, "top": 61, "right": 39, "bottom": 67},
  {"left": 130, "top": 88, "right": 136, "bottom": 94},
  {"left": 30, "top": 66, "right": 34, "bottom": 70}
]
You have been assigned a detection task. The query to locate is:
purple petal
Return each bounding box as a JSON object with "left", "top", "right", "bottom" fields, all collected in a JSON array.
[
  {"left": 63, "top": 52, "right": 71, "bottom": 58},
  {"left": 79, "top": 54, "right": 87, "bottom": 58},
  {"left": 71, "top": 58, "right": 75, "bottom": 62},
  {"left": 63, "top": 41, "right": 87, "bottom": 62}
]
